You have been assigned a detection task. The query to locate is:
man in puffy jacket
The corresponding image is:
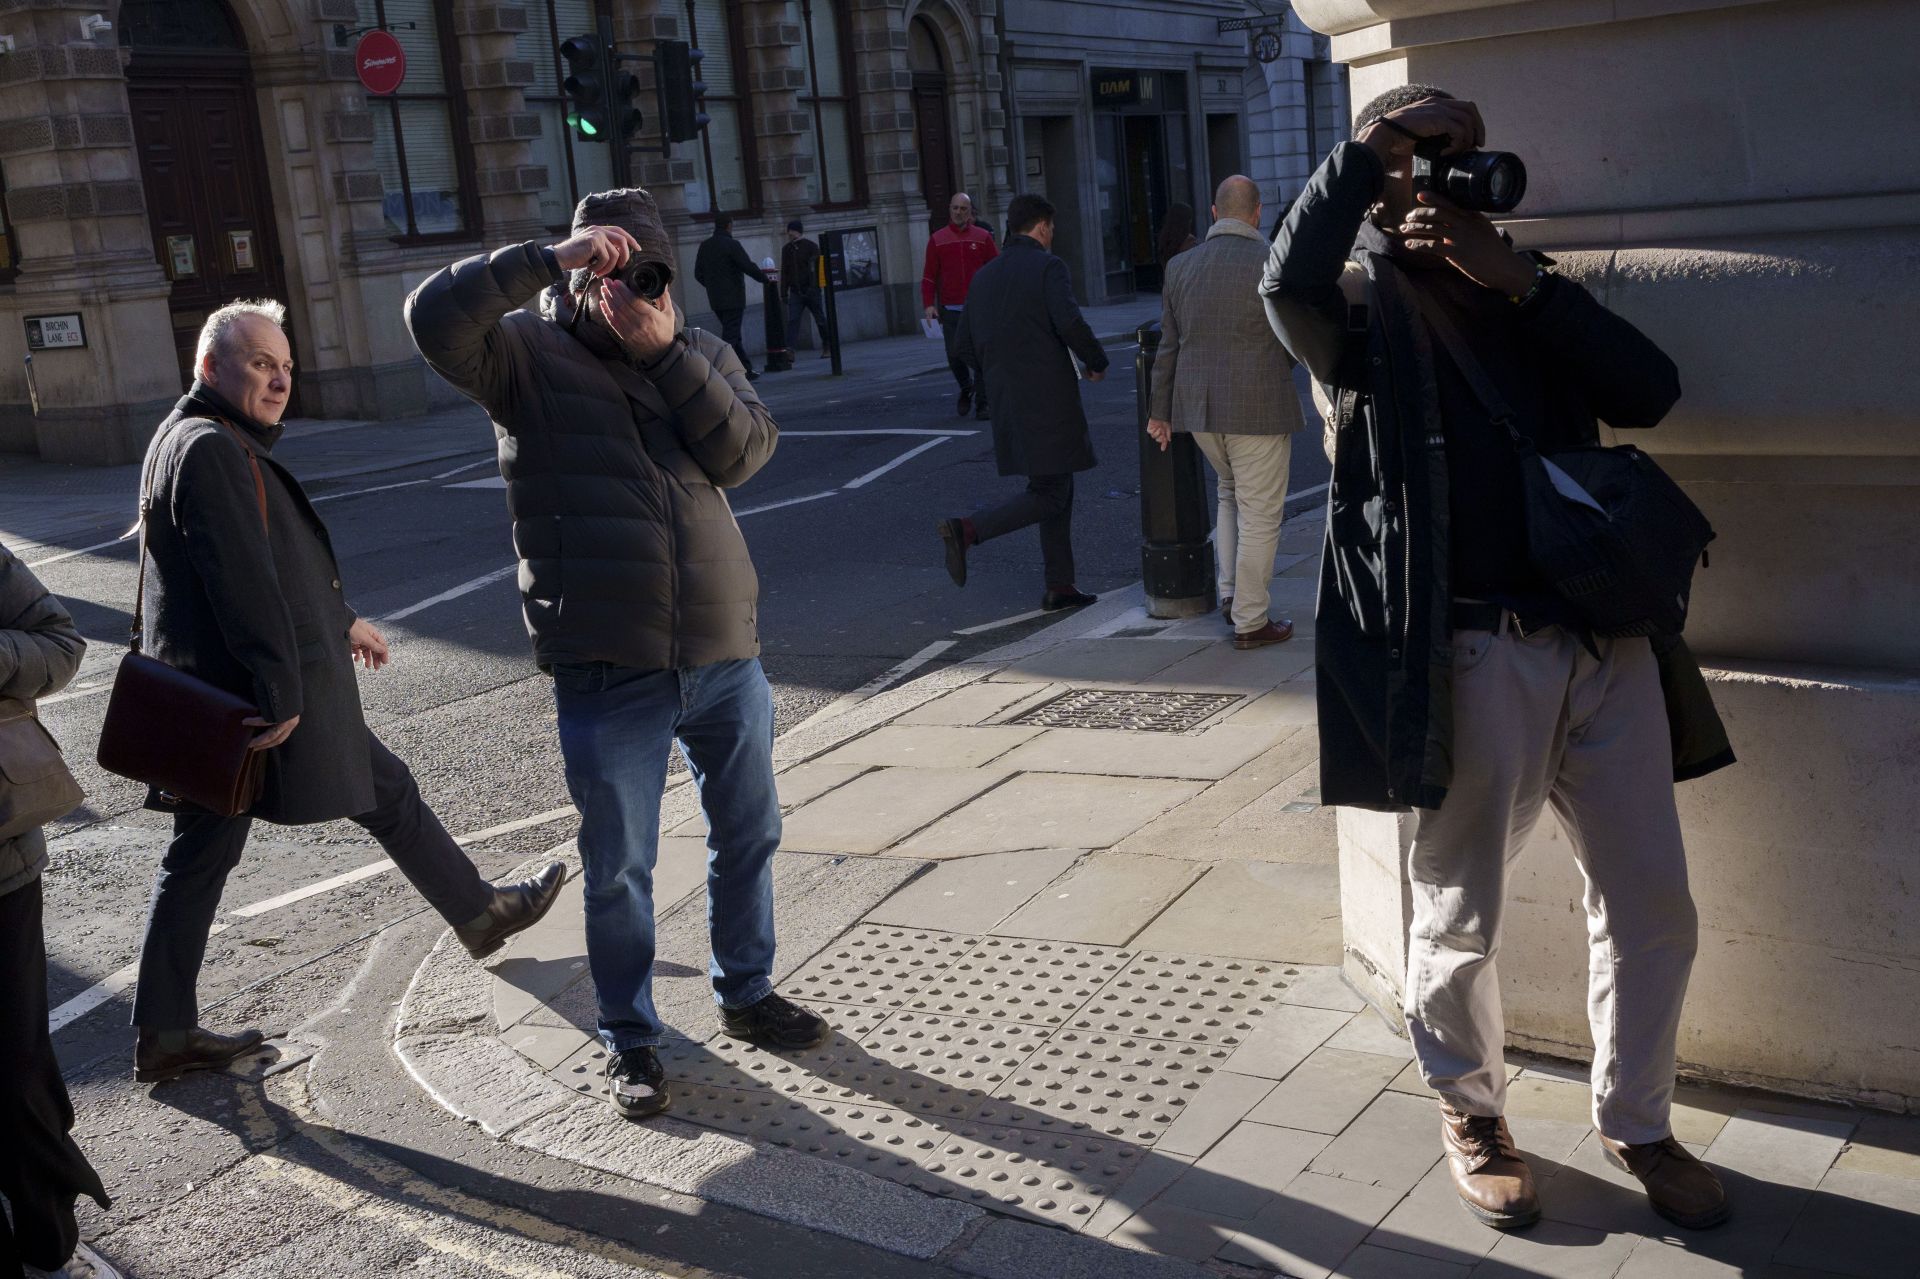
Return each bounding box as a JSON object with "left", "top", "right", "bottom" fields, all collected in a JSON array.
[
  {"left": 405, "top": 188, "right": 828, "bottom": 1125},
  {"left": 1262, "top": 86, "right": 1732, "bottom": 1234}
]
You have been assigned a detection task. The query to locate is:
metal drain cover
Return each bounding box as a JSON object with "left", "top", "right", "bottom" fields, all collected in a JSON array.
[{"left": 1009, "top": 688, "right": 1243, "bottom": 733}]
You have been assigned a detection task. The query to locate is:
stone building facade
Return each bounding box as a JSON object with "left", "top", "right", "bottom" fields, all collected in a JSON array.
[{"left": 0, "top": 0, "right": 1340, "bottom": 465}]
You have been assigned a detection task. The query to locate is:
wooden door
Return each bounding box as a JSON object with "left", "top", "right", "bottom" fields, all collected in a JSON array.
[
  {"left": 912, "top": 73, "right": 956, "bottom": 224},
  {"left": 129, "top": 77, "right": 290, "bottom": 396}
]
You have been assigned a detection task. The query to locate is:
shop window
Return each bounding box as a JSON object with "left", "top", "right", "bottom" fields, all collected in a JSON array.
[
  {"left": 522, "top": 0, "right": 617, "bottom": 230},
  {"left": 357, "top": 0, "right": 477, "bottom": 239},
  {"left": 683, "top": 0, "right": 757, "bottom": 215},
  {"left": 794, "top": 0, "right": 863, "bottom": 208}
]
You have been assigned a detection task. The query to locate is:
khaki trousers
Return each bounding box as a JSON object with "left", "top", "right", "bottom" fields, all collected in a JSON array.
[
  {"left": 1191, "top": 431, "right": 1292, "bottom": 633},
  {"left": 1404, "top": 617, "right": 1698, "bottom": 1144}
]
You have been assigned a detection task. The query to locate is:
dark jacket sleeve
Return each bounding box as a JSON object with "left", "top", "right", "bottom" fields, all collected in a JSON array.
[
  {"left": 404, "top": 241, "right": 562, "bottom": 417},
  {"left": 1262, "top": 141, "right": 1385, "bottom": 385},
  {"left": 1045, "top": 257, "right": 1109, "bottom": 375},
  {"left": 173, "top": 435, "right": 304, "bottom": 722},
  {"left": 730, "top": 239, "right": 770, "bottom": 286},
  {"left": 0, "top": 548, "right": 85, "bottom": 701},
  {"left": 644, "top": 334, "right": 778, "bottom": 489},
  {"left": 1517, "top": 274, "right": 1682, "bottom": 429}
]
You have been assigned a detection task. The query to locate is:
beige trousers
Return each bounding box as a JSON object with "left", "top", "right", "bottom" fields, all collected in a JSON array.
[
  {"left": 1191, "top": 431, "right": 1293, "bottom": 633},
  {"left": 1404, "top": 616, "right": 1698, "bottom": 1144}
]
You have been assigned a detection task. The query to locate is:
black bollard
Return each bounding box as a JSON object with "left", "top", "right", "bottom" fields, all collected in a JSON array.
[
  {"left": 761, "top": 271, "right": 792, "bottom": 373},
  {"left": 1136, "top": 322, "right": 1216, "bottom": 619}
]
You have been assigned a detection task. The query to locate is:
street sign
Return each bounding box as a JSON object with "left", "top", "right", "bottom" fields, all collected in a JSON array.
[
  {"left": 24, "top": 313, "right": 86, "bottom": 350},
  {"left": 355, "top": 30, "right": 406, "bottom": 96},
  {"left": 1091, "top": 71, "right": 1140, "bottom": 108}
]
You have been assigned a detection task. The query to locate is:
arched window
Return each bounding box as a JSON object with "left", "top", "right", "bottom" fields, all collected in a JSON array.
[{"left": 795, "top": 0, "right": 863, "bottom": 208}]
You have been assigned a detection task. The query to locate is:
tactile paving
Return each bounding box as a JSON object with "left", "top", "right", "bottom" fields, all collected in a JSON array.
[
  {"left": 906, "top": 937, "right": 1132, "bottom": 1027},
  {"left": 1009, "top": 688, "right": 1243, "bottom": 733},
  {"left": 1070, "top": 953, "right": 1287, "bottom": 1047},
  {"left": 656, "top": 1003, "right": 892, "bottom": 1092},
  {"left": 781, "top": 924, "right": 979, "bottom": 1010},
  {"left": 975, "top": 1030, "right": 1234, "bottom": 1143}
]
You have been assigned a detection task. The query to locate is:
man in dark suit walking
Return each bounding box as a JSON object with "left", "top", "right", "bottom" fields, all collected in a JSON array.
[
  {"left": 128, "top": 300, "right": 565, "bottom": 1084},
  {"left": 938, "top": 194, "right": 1110, "bottom": 610},
  {"left": 779, "top": 220, "right": 832, "bottom": 358},
  {"left": 694, "top": 213, "right": 770, "bottom": 379}
]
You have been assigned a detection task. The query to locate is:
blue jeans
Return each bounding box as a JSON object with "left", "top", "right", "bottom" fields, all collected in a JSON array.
[{"left": 552, "top": 656, "right": 780, "bottom": 1053}]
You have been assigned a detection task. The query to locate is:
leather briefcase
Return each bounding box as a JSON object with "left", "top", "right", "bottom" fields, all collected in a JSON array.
[{"left": 95, "top": 419, "right": 271, "bottom": 817}]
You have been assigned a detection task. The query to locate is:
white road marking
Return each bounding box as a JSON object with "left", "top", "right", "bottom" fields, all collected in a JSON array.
[
  {"left": 226, "top": 859, "right": 401, "bottom": 919},
  {"left": 311, "top": 476, "right": 432, "bottom": 504},
  {"left": 452, "top": 803, "right": 579, "bottom": 847},
  {"left": 433, "top": 458, "right": 495, "bottom": 480},
  {"left": 448, "top": 476, "right": 508, "bottom": 490},
  {"left": 1287, "top": 480, "right": 1331, "bottom": 505},
  {"left": 843, "top": 436, "right": 949, "bottom": 489},
  {"left": 48, "top": 924, "right": 228, "bottom": 1033},
  {"left": 25, "top": 536, "right": 126, "bottom": 570},
  {"left": 381, "top": 565, "right": 518, "bottom": 623},
  {"left": 789, "top": 639, "right": 957, "bottom": 733},
  {"left": 953, "top": 607, "right": 1051, "bottom": 636},
  {"left": 732, "top": 490, "right": 838, "bottom": 518}
]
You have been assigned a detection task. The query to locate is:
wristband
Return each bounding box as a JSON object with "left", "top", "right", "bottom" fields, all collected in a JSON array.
[{"left": 1508, "top": 267, "right": 1547, "bottom": 307}]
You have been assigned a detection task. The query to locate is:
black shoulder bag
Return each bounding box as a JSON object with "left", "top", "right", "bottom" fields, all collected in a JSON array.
[{"left": 1413, "top": 289, "right": 1714, "bottom": 638}]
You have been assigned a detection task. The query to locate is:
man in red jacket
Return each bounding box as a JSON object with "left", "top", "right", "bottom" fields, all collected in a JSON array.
[{"left": 921, "top": 193, "right": 998, "bottom": 419}]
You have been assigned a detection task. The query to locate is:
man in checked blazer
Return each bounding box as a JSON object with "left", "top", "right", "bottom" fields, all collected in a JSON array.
[{"left": 1147, "top": 175, "right": 1305, "bottom": 648}]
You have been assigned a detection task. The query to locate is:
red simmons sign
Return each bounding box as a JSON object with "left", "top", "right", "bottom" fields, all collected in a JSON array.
[{"left": 355, "top": 30, "right": 406, "bottom": 96}]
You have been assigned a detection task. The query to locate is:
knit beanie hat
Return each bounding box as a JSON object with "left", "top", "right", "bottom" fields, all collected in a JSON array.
[{"left": 568, "top": 187, "right": 675, "bottom": 294}]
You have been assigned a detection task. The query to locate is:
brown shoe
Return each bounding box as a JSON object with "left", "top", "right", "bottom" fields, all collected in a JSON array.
[
  {"left": 1232, "top": 619, "right": 1294, "bottom": 649},
  {"left": 1440, "top": 1104, "right": 1540, "bottom": 1229},
  {"left": 454, "top": 860, "right": 568, "bottom": 960},
  {"left": 1600, "top": 1134, "right": 1730, "bottom": 1229},
  {"left": 134, "top": 1025, "right": 267, "bottom": 1083}
]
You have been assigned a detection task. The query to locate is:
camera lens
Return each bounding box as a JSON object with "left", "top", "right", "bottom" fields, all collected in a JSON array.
[
  {"left": 1451, "top": 151, "right": 1526, "bottom": 214},
  {"left": 626, "top": 262, "right": 671, "bottom": 300}
]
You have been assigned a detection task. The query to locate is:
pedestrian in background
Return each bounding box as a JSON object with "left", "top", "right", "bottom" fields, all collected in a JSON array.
[
  {"left": 1156, "top": 203, "right": 1198, "bottom": 265},
  {"left": 1147, "top": 175, "right": 1303, "bottom": 649},
  {"left": 921, "top": 193, "right": 998, "bottom": 419},
  {"left": 407, "top": 188, "right": 829, "bottom": 1126},
  {"left": 780, "top": 220, "right": 832, "bottom": 359},
  {"left": 939, "top": 193, "right": 1109, "bottom": 612},
  {"left": 694, "top": 213, "right": 770, "bottom": 381},
  {"left": 0, "top": 548, "right": 119, "bottom": 1279},
  {"left": 129, "top": 301, "right": 565, "bottom": 1085}
]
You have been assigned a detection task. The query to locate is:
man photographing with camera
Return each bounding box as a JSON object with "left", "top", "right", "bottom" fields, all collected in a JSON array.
[
  {"left": 406, "top": 189, "right": 828, "bottom": 1126},
  {"left": 1264, "top": 88, "right": 1735, "bottom": 1232}
]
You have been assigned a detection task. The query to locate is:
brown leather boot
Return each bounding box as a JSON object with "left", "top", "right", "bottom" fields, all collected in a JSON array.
[
  {"left": 1599, "top": 1134, "right": 1730, "bottom": 1229},
  {"left": 1440, "top": 1104, "right": 1540, "bottom": 1229}
]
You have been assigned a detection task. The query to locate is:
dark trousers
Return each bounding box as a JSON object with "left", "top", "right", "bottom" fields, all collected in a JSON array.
[
  {"left": 784, "top": 291, "right": 831, "bottom": 351},
  {"left": 716, "top": 307, "right": 754, "bottom": 374},
  {"left": 1, "top": 878, "right": 110, "bottom": 1272},
  {"left": 130, "top": 733, "right": 492, "bottom": 1029},
  {"left": 972, "top": 473, "right": 1075, "bottom": 588},
  {"left": 938, "top": 307, "right": 983, "bottom": 396}
]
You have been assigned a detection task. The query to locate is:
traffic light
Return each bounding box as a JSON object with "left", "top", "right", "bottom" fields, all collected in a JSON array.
[
  {"left": 559, "top": 34, "right": 608, "bottom": 141},
  {"left": 655, "top": 40, "right": 709, "bottom": 144},
  {"left": 613, "top": 63, "right": 643, "bottom": 142}
]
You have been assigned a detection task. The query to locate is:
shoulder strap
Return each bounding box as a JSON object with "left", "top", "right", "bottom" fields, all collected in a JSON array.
[
  {"left": 1407, "top": 285, "right": 1526, "bottom": 449},
  {"left": 212, "top": 418, "right": 271, "bottom": 533}
]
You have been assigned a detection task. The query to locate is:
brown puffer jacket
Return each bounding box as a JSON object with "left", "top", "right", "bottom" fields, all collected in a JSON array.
[
  {"left": 404, "top": 241, "right": 777, "bottom": 673},
  {"left": 0, "top": 545, "right": 85, "bottom": 896}
]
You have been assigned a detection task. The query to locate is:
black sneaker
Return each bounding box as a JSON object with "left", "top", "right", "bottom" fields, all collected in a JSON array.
[
  {"left": 606, "top": 1046, "right": 669, "bottom": 1121},
  {"left": 718, "top": 991, "right": 831, "bottom": 1049}
]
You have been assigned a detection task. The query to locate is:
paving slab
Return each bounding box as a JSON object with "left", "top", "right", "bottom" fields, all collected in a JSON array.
[
  {"left": 906, "top": 935, "right": 1133, "bottom": 1027},
  {"left": 1307, "top": 1090, "right": 1443, "bottom": 1197},
  {"left": 1539, "top": 1130, "right": 1688, "bottom": 1238},
  {"left": 1072, "top": 951, "right": 1291, "bottom": 1049},
  {"left": 1705, "top": 1109, "right": 1855, "bottom": 1190},
  {"left": 1246, "top": 1046, "right": 1406, "bottom": 1135},
  {"left": 781, "top": 923, "right": 980, "bottom": 1013},
  {"left": 1085, "top": 1150, "right": 1196, "bottom": 1238},
  {"left": 1159, "top": 1119, "right": 1332, "bottom": 1219},
  {"left": 499, "top": 1008, "right": 596, "bottom": 1071},
  {"left": 1218, "top": 1169, "right": 1406, "bottom": 1278},
  {"left": 1115, "top": 731, "right": 1327, "bottom": 864},
  {"left": 977, "top": 1030, "right": 1237, "bottom": 1144},
  {"left": 1836, "top": 1113, "right": 1920, "bottom": 1179},
  {"left": 1473, "top": 1216, "right": 1640, "bottom": 1278},
  {"left": 810, "top": 723, "right": 1043, "bottom": 770},
  {"left": 394, "top": 1033, "right": 577, "bottom": 1137},
  {"left": 1132, "top": 640, "right": 1316, "bottom": 694},
  {"left": 894, "top": 680, "right": 1061, "bottom": 726},
  {"left": 1131, "top": 860, "right": 1343, "bottom": 963},
  {"left": 1324, "top": 1008, "right": 1415, "bottom": 1059},
  {"left": 1772, "top": 1166, "right": 1920, "bottom": 1278},
  {"left": 993, "top": 723, "right": 1287, "bottom": 781},
  {"left": 779, "top": 765, "right": 1013, "bottom": 854},
  {"left": 1276, "top": 963, "right": 1368, "bottom": 1012},
  {"left": 897, "top": 774, "right": 1206, "bottom": 858},
  {"left": 1151, "top": 1069, "right": 1277, "bottom": 1158},
  {"left": 986, "top": 638, "right": 1210, "bottom": 686},
  {"left": 1333, "top": 1244, "right": 1474, "bottom": 1278},
  {"left": 1366, "top": 1161, "right": 1505, "bottom": 1266},
  {"left": 1224, "top": 679, "right": 1319, "bottom": 727},
  {"left": 1106, "top": 1199, "right": 1244, "bottom": 1262},
  {"left": 864, "top": 847, "right": 1087, "bottom": 933},
  {"left": 489, "top": 874, "right": 589, "bottom": 1030},
  {"left": 992, "top": 852, "right": 1205, "bottom": 946},
  {"left": 952, "top": 1214, "right": 1218, "bottom": 1279},
  {"left": 774, "top": 759, "right": 871, "bottom": 808},
  {"left": 1224, "top": 1002, "right": 1357, "bottom": 1080}
]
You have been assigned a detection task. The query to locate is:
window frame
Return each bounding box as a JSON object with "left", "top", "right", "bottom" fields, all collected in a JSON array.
[
  {"left": 684, "top": 0, "right": 760, "bottom": 219},
  {"left": 526, "top": 0, "right": 616, "bottom": 234},
  {"left": 797, "top": 0, "right": 865, "bottom": 211},
  {"left": 0, "top": 165, "right": 19, "bottom": 284},
  {"left": 364, "top": 0, "right": 482, "bottom": 245}
]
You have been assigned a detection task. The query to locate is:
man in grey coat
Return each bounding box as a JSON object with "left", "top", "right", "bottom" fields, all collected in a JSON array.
[
  {"left": 406, "top": 188, "right": 829, "bottom": 1126},
  {"left": 1147, "top": 176, "right": 1304, "bottom": 649},
  {"left": 129, "top": 301, "right": 565, "bottom": 1084},
  {"left": 940, "top": 193, "right": 1110, "bottom": 611}
]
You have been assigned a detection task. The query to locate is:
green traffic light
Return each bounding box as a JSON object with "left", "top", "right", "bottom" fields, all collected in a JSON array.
[{"left": 579, "top": 118, "right": 599, "bottom": 136}]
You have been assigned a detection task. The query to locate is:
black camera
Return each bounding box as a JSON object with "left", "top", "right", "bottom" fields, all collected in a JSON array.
[
  {"left": 1413, "top": 136, "right": 1527, "bottom": 214},
  {"left": 623, "top": 260, "right": 673, "bottom": 301}
]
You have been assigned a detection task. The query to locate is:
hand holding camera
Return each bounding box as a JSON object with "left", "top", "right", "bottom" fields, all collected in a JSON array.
[
  {"left": 552, "top": 225, "right": 642, "bottom": 278},
  {"left": 1397, "top": 193, "right": 1538, "bottom": 297},
  {"left": 597, "top": 278, "right": 679, "bottom": 363}
]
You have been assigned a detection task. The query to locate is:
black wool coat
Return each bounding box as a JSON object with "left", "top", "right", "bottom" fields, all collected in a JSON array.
[
  {"left": 694, "top": 232, "right": 769, "bottom": 313},
  {"left": 957, "top": 236, "right": 1110, "bottom": 477},
  {"left": 138, "top": 387, "right": 374, "bottom": 824}
]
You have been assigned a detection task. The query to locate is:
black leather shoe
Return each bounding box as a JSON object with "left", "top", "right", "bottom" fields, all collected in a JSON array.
[
  {"left": 134, "top": 1026, "right": 267, "bottom": 1083},
  {"left": 938, "top": 518, "right": 968, "bottom": 587},
  {"left": 454, "top": 860, "right": 567, "bottom": 960},
  {"left": 974, "top": 404, "right": 990, "bottom": 421},
  {"left": 719, "top": 991, "right": 831, "bottom": 1049},
  {"left": 1041, "top": 589, "right": 1098, "bottom": 611},
  {"left": 606, "top": 1046, "right": 670, "bottom": 1121},
  {"left": 956, "top": 388, "right": 973, "bottom": 416}
]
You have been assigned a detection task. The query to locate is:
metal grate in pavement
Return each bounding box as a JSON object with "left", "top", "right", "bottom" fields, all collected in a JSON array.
[
  {"left": 1072, "top": 953, "right": 1288, "bottom": 1047},
  {"left": 1007, "top": 688, "right": 1244, "bottom": 733},
  {"left": 905, "top": 938, "right": 1133, "bottom": 1027},
  {"left": 975, "top": 1030, "right": 1235, "bottom": 1144},
  {"left": 780, "top": 924, "right": 979, "bottom": 1011}
]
